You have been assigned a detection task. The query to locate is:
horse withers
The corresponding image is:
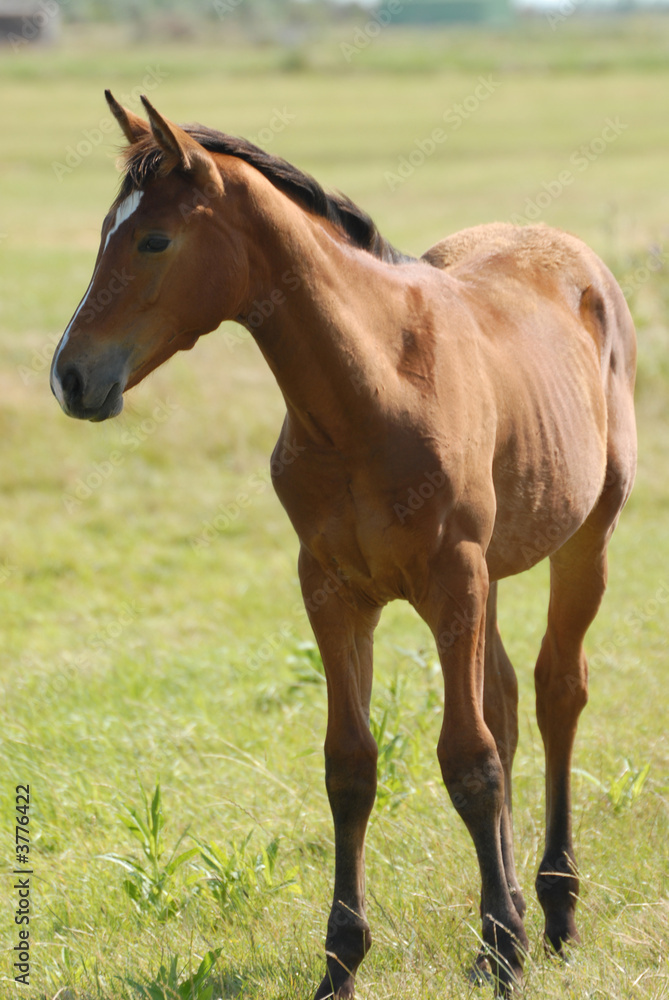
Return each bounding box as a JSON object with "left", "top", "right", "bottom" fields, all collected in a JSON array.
[{"left": 50, "top": 93, "right": 636, "bottom": 998}]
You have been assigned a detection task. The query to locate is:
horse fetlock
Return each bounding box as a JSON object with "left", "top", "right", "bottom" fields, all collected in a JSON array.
[
  {"left": 536, "top": 853, "right": 580, "bottom": 953},
  {"left": 326, "top": 900, "right": 372, "bottom": 966},
  {"left": 535, "top": 853, "right": 579, "bottom": 906},
  {"left": 315, "top": 903, "right": 370, "bottom": 1000}
]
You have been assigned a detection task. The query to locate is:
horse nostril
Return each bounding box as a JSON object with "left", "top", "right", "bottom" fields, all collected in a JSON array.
[{"left": 61, "top": 367, "right": 83, "bottom": 403}]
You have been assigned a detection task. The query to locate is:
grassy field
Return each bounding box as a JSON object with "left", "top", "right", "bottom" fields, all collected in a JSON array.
[{"left": 0, "top": 16, "right": 668, "bottom": 1000}]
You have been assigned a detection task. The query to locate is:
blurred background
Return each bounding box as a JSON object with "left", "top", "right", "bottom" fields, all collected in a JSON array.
[{"left": 0, "top": 3, "right": 668, "bottom": 998}]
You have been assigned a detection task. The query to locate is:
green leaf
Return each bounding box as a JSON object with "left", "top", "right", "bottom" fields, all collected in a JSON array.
[
  {"left": 122, "top": 878, "right": 142, "bottom": 902},
  {"left": 630, "top": 761, "right": 651, "bottom": 803},
  {"left": 190, "top": 949, "right": 222, "bottom": 991},
  {"left": 609, "top": 768, "right": 632, "bottom": 810},
  {"left": 572, "top": 767, "right": 605, "bottom": 791},
  {"left": 165, "top": 846, "right": 200, "bottom": 877},
  {"left": 150, "top": 782, "right": 163, "bottom": 846},
  {"left": 99, "top": 852, "right": 147, "bottom": 876}
]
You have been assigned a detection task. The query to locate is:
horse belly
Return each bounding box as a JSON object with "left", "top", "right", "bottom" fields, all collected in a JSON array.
[{"left": 486, "top": 425, "right": 607, "bottom": 580}]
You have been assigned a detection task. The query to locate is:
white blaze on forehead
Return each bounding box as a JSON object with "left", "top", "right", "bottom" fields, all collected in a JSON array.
[
  {"left": 103, "top": 189, "right": 144, "bottom": 251},
  {"left": 51, "top": 189, "right": 143, "bottom": 406}
]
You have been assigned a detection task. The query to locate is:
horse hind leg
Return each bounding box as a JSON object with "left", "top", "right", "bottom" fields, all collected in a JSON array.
[
  {"left": 483, "top": 583, "right": 526, "bottom": 921},
  {"left": 534, "top": 456, "right": 634, "bottom": 953}
]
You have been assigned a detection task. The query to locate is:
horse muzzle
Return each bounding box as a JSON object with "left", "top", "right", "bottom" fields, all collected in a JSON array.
[{"left": 50, "top": 355, "right": 126, "bottom": 422}]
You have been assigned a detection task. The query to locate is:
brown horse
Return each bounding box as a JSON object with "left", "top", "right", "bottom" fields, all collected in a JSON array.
[{"left": 50, "top": 92, "right": 636, "bottom": 998}]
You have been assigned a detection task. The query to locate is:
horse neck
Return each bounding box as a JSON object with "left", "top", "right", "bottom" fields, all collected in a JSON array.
[{"left": 234, "top": 187, "right": 410, "bottom": 448}]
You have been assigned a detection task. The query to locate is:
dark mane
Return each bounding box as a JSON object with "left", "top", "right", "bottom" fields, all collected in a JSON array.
[{"left": 119, "top": 125, "right": 415, "bottom": 266}]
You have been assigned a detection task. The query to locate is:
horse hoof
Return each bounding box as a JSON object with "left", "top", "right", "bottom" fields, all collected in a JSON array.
[
  {"left": 543, "top": 924, "right": 581, "bottom": 960},
  {"left": 314, "top": 972, "right": 356, "bottom": 999},
  {"left": 468, "top": 949, "right": 493, "bottom": 986},
  {"left": 481, "top": 914, "right": 528, "bottom": 997}
]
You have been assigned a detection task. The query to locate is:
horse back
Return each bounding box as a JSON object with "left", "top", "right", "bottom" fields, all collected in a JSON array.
[
  {"left": 421, "top": 223, "right": 636, "bottom": 578},
  {"left": 422, "top": 221, "right": 636, "bottom": 390}
]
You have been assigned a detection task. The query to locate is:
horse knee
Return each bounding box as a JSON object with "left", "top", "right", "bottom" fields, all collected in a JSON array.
[
  {"left": 325, "top": 729, "right": 377, "bottom": 817},
  {"left": 437, "top": 738, "right": 505, "bottom": 824}
]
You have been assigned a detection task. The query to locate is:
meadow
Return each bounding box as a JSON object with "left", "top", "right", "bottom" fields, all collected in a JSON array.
[{"left": 0, "top": 14, "right": 668, "bottom": 999}]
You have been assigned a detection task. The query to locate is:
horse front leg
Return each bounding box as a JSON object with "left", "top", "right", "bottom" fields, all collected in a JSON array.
[
  {"left": 419, "top": 541, "right": 529, "bottom": 995},
  {"left": 299, "top": 547, "right": 381, "bottom": 1000},
  {"left": 470, "top": 582, "right": 526, "bottom": 982}
]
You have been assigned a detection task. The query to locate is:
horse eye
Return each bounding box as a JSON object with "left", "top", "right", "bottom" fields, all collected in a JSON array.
[{"left": 139, "top": 235, "right": 171, "bottom": 253}]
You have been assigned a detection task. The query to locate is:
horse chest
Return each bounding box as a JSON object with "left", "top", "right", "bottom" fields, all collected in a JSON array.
[
  {"left": 272, "top": 444, "right": 457, "bottom": 603},
  {"left": 276, "top": 467, "right": 384, "bottom": 578}
]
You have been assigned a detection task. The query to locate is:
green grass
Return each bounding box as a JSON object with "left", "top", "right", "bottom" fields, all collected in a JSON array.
[{"left": 1, "top": 18, "right": 668, "bottom": 1000}]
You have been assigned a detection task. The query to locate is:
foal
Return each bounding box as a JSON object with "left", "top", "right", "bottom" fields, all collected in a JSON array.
[{"left": 50, "top": 93, "right": 636, "bottom": 997}]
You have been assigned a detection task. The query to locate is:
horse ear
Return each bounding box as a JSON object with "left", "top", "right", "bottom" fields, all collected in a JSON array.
[
  {"left": 140, "top": 95, "right": 224, "bottom": 195},
  {"left": 105, "top": 89, "right": 149, "bottom": 144}
]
